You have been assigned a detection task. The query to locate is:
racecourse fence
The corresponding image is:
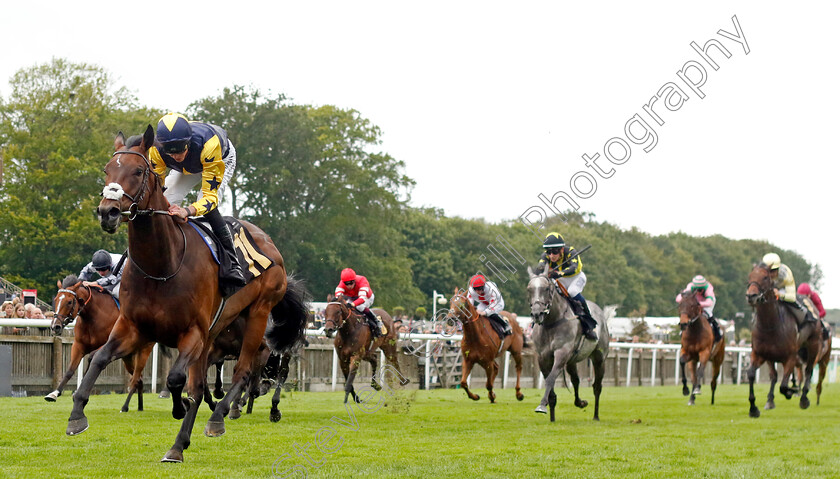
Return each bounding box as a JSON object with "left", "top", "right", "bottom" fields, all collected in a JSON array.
[{"left": 1, "top": 319, "right": 838, "bottom": 397}]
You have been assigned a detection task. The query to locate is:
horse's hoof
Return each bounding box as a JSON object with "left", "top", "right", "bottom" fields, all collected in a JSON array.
[
  {"left": 270, "top": 411, "right": 282, "bottom": 423},
  {"left": 158, "top": 391, "right": 170, "bottom": 399},
  {"left": 688, "top": 400, "right": 695, "bottom": 406},
  {"left": 204, "top": 420, "right": 226, "bottom": 437},
  {"left": 535, "top": 405, "right": 548, "bottom": 414},
  {"left": 160, "top": 449, "right": 184, "bottom": 463},
  {"left": 469, "top": 394, "right": 480, "bottom": 401},
  {"left": 575, "top": 399, "right": 588, "bottom": 409},
  {"left": 66, "top": 417, "right": 89, "bottom": 436},
  {"left": 44, "top": 390, "right": 60, "bottom": 402},
  {"left": 764, "top": 402, "right": 775, "bottom": 410},
  {"left": 682, "top": 386, "right": 690, "bottom": 396},
  {"left": 120, "top": 407, "right": 128, "bottom": 413},
  {"left": 516, "top": 392, "right": 524, "bottom": 402},
  {"left": 230, "top": 408, "right": 241, "bottom": 420},
  {"left": 800, "top": 397, "right": 810, "bottom": 410},
  {"left": 213, "top": 389, "right": 225, "bottom": 400},
  {"left": 749, "top": 407, "right": 760, "bottom": 418},
  {"left": 593, "top": 415, "right": 600, "bottom": 422}
]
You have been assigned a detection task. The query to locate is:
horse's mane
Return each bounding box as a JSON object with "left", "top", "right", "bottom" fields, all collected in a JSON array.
[
  {"left": 125, "top": 134, "right": 144, "bottom": 148},
  {"left": 62, "top": 274, "right": 80, "bottom": 288}
]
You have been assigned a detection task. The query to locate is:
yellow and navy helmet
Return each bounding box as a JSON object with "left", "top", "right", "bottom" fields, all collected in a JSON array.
[
  {"left": 156, "top": 113, "right": 192, "bottom": 153},
  {"left": 543, "top": 232, "right": 565, "bottom": 249}
]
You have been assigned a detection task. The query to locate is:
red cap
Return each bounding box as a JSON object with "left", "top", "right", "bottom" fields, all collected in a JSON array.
[
  {"left": 470, "top": 274, "right": 486, "bottom": 288},
  {"left": 797, "top": 283, "right": 812, "bottom": 295},
  {"left": 340, "top": 268, "right": 357, "bottom": 282}
]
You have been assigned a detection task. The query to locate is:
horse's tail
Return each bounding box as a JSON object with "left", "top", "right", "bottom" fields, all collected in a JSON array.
[{"left": 266, "top": 274, "right": 311, "bottom": 354}]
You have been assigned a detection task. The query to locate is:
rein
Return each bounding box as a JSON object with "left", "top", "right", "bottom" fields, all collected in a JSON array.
[{"left": 126, "top": 222, "right": 188, "bottom": 282}]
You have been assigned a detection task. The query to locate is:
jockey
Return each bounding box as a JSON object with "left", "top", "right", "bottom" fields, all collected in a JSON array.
[
  {"left": 797, "top": 283, "right": 830, "bottom": 339},
  {"left": 466, "top": 274, "right": 512, "bottom": 337},
  {"left": 335, "top": 268, "right": 384, "bottom": 338},
  {"left": 537, "top": 232, "right": 597, "bottom": 340},
  {"left": 78, "top": 249, "right": 124, "bottom": 299},
  {"left": 149, "top": 113, "right": 246, "bottom": 288},
  {"left": 675, "top": 275, "right": 721, "bottom": 342},
  {"left": 762, "top": 253, "right": 817, "bottom": 326}
]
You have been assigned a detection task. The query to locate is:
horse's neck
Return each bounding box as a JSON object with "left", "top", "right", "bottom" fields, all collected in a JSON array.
[
  {"left": 544, "top": 287, "right": 569, "bottom": 326},
  {"left": 128, "top": 213, "right": 183, "bottom": 276},
  {"left": 754, "top": 299, "right": 786, "bottom": 330},
  {"left": 81, "top": 291, "right": 116, "bottom": 325}
]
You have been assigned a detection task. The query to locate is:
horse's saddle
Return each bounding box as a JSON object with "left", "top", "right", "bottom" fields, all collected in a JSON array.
[{"left": 188, "top": 217, "right": 274, "bottom": 284}]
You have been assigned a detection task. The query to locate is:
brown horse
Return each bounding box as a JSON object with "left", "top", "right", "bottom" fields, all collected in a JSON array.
[
  {"left": 745, "top": 263, "right": 821, "bottom": 417},
  {"left": 446, "top": 288, "right": 525, "bottom": 403},
  {"left": 793, "top": 330, "right": 833, "bottom": 405},
  {"left": 66, "top": 126, "right": 308, "bottom": 463},
  {"left": 323, "top": 294, "right": 404, "bottom": 403},
  {"left": 677, "top": 292, "right": 725, "bottom": 405},
  {"left": 47, "top": 275, "right": 154, "bottom": 413}
]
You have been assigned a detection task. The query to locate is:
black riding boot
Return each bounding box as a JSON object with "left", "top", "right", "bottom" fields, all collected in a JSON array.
[
  {"left": 206, "top": 209, "right": 247, "bottom": 289},
  {"left": 708, "top": 315, "right": 722, "bottom": 342},
  {"left": 571, "top": 294, "right": 597, "bottom": 340},
  {"left": 364, "top": 309, "right": 383, "bottom": 338},
  {"left": 489, "top": 313, "right": 512, "bottom": 337}
]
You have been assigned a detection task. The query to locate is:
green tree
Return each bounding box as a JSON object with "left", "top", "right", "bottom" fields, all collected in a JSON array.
[
  {"left": 188, "top": 87, "right": 421, "bottom": 309},
  {"left": 0, "top": 59, "right": 157, "bottom": 294}
]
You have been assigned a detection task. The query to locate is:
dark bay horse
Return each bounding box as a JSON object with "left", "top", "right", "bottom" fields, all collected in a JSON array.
[
  {"left": 47, "top": 275, "right": 154, "bottom": 413},
  {"left": 527, "top": 267, "right": 612, "bottom": 421},
  {"left": 66, "top": 126, "right": 308, "bottom": 463},
  {"left": 745, "top": 263, "right": 821, "bottom": 417},
  {"left": 794, "top": 331, "right": 833, "bottom": 406},
  {"left": 446, "top": 288, "right": 525, "bottom": 403},
  {"left": 678, "top": 292, "right": 725, "bottom": 405},
  {"left": 323, "top": 294, "right": 403, "bottom": 403}
]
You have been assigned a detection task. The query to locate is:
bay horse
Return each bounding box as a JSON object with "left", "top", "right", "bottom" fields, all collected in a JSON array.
[
  {"left": 677, "top": 291, "right": 725, "bottom": 405},
  {"left": 323, "top": 294, "right": 403, "bottom": 403},
  {"left": 446, "top": 288, "right": 525, "bottom": 403},
  {"left": 527, "top": 266, "right": 612, "bottom": 421},
  {"left": 66, "top": 126, "right": 308, "bottom": 463},
  {"left": 793, "top": 330, "right": 833, "bottom": 405},
  {"left": 745, "top": 263, "right": 821, "bottom": 417},
  {"left": 47, "top": 275, "right": 154, "bottom": 413}
]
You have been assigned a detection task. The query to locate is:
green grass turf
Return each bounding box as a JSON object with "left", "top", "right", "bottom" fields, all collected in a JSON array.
[{"left": 1, "top": 382, "right": 838, "bottom": 478}]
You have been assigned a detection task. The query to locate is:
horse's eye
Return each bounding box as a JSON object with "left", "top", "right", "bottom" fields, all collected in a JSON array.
[{"left": 134, "top": 168, "right": 143, "bottom": 176}]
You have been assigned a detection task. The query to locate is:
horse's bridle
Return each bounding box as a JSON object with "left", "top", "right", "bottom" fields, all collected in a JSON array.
[
  {"left": 324, "top": 300, "right": 360, "bottom": 333},
  {"left": 55, "top": 284, "right": 93, "bottom": 326},
  {"left": 103, "top": 149, "right": 186, "bottom": 282},
  {"left": 746, "top": 278, "right": 772, "bottom": 305},
  {"left": 529, "top": 276, "right": 558, "bottom": 323},
  {"left": 103, "top": 150, "right": 167, "bottom": 220}
]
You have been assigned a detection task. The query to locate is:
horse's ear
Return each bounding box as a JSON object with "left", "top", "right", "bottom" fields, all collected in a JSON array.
[
  {"left": 327, "top": 293, "right": 334, "bottom": 302},
  {"left": 114, "top": 131, "right": 126, "bottom": 151},
  {"left": 453, "top": 287, "right": 459, "bottom": 295},
  {"left": 542, "top": 263, "right": 549, "bottom": 276},
  {"left": 527, "top": 266, "right": 535, "bottom": 278},
  {"left": 141, "top": 124, "right": 155, "bottom": 150},
  {"left": 57, "top": 280, "right": 61, "bottom": 288}
]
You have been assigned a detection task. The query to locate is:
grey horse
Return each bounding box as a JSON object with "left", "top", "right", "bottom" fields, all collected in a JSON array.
[{"left": 527, "top": 266, "right": 614, "bottom": 421}]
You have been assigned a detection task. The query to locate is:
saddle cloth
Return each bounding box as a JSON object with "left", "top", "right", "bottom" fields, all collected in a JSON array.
[{"left": 188, "top": 216, "right": 274, "bottom": 284}]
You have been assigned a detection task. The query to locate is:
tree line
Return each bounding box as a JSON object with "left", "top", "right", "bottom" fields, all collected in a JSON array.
[{"left": 0, "top": 60, "right": 821, "bottom": 334}]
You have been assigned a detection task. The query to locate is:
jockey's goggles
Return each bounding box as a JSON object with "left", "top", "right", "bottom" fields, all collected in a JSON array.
[
  {"left": 343, "top": 280, "right": 355, "bottom": 286},
  {"left": 546, "top": 248, "right": 563, "bottom": 255},
  {"left": 162, "top": 140, "right": 189, "bottom": 154}
]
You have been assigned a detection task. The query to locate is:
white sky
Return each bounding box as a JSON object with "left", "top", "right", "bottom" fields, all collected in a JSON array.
[{"left": 2, "top": 2, "right": 838, "bottom": 307}]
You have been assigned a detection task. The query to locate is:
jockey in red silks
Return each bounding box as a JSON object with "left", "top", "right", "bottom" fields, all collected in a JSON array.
[
  {"left": 335, "top": 268, "right": 384, "bottom": 337},
  {"left": 797, "top": 283, "right": 830, "bottom": 339},
  {"left": 466, "top": 274, "right": 512, "bottom": 337},
  {"left": 676, "top": 275, "right": 722, "bottom": 342}
]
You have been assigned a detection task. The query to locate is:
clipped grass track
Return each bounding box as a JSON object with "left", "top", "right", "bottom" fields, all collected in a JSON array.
[{"left": 1, "top": 383, "right": 839, "bottom": 478}]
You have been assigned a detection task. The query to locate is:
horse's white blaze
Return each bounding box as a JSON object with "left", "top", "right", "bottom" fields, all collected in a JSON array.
[{"left": 102, "top": 183, "right": 124, "bottom": 201}]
